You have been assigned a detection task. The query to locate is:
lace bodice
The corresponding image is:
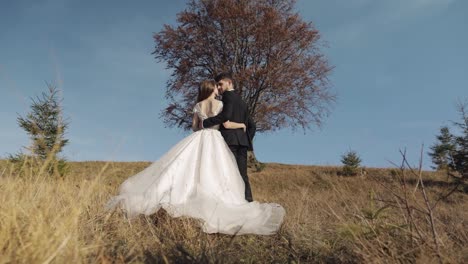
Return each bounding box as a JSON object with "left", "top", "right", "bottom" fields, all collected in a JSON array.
[{"left": 193, "top": 101, "right": 223, "bottom": 130}]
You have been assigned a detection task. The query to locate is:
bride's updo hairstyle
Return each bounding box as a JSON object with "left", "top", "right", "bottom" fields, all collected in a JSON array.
[{"left": 197, "top": 80, "right": 217, "bottom": 102}]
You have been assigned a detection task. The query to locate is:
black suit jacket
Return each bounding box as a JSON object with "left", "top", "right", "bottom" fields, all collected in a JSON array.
[{"left": 203, "top": 90, "right": 256, "bottom": 150}]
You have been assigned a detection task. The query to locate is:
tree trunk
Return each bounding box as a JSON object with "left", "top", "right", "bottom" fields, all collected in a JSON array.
[
  {"left": 247, "top": 151, "right": 257, "bottom": 168},
  {"left": 248, "top": 151, "right": 265, "bottom": 172}
]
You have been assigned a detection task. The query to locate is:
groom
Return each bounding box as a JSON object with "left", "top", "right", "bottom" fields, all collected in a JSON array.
[{"left": 202, "top": 72, "right": 256, "bottom": 202}]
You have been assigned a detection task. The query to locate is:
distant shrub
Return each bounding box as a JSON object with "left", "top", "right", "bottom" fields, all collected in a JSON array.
[
  {"left": 341, "top": 150, "right": 362, "bottom": 176},
  {"left": 428, "top": 126, "right": 456, "bottom": 171}
]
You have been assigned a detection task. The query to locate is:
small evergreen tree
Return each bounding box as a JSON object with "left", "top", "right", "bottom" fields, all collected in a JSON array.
[
  {"left": 429, "top": 100, "right": 468, "bottom": 182},
  {"left": 9, "top": 83, "right": 69, "bottom": 177},
  {"left": 450, "top": 101, "right": 468, "bottom": 180},
  {"left": 341, "top": 150, "right": 362, "bottom": 176},
  {"left": 428, "top": 126, "right": 456, "bottom": 171}
]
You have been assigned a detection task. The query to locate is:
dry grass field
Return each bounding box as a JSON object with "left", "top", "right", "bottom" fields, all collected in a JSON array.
[{"left": 0, "top": 159, "right": 466, "bottom": 263}]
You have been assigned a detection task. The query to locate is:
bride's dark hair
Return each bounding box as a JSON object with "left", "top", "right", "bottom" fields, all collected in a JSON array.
[{"left": 197, "top": 80, "right": 217, "bottom": 102}]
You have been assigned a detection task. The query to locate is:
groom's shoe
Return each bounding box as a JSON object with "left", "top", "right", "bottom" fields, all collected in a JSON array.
[{"left": 245, "top": 186, "right": 253, "bottom": 202}]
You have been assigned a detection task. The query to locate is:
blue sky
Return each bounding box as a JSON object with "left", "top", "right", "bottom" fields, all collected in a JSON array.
[{"left": 1, "top": 0, "right": 467, "bottom": 169}]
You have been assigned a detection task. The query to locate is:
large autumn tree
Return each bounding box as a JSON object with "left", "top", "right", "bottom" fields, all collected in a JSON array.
[{"left": 153, "top": 0, "right": 334, "bottom": 132}]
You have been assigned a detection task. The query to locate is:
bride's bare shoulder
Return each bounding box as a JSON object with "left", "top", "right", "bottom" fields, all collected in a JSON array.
[{"left": 193, "top": 102, "right": 201, "bottom": 111}]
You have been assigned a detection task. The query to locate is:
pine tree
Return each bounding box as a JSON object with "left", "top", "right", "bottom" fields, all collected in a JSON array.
[
  {"left": 450, "top": 102, "right": 468, "bottom": 180},
  {"left": 428, "top": 126, "right": 455, "bottom": 171},
  {"left": 9, "top": 84, "right": 69, "bottom": 176},
  {"left": 430, "top": 100, "right": 468, "bottom": 181},
  {"left": 341, "top": 150, "right": 362, "bottom": 176}
]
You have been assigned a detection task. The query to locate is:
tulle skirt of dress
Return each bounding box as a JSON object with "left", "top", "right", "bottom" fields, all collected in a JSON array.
[{"left": 105, "top": 129, "right": 285, "bottom": 235}]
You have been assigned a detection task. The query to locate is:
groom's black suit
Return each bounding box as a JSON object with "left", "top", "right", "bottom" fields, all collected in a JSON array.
[{"left": 203, "top": 90, "right": 256, "bottom": 202}]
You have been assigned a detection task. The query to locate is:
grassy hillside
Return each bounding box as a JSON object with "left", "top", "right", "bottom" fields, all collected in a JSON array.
[{"left": 0, "top": 160, "right": 466, "bottom": 263}]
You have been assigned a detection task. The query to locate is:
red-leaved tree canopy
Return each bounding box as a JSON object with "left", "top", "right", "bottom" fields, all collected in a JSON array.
[{"left": 153, "top": 0, "right": 335, "bottom": 133}]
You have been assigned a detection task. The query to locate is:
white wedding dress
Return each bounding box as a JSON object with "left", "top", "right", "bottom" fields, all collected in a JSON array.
[{"left": 105, "top": 102, "right": 285, "bottom": 235}]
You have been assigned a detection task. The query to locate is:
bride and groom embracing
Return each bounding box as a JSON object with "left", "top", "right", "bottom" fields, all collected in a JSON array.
[{"left": 106, "top": 73, "right": 285, "bottom": 235}]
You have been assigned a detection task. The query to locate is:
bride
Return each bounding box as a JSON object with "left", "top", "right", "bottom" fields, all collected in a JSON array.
[{"left": 105, "top": 80, "right": 285, "bottom": 235}]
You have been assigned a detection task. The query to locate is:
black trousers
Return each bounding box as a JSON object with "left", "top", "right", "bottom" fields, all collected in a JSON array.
[{"left": 228, "top": 145, "right": 253, "bottom": 202}]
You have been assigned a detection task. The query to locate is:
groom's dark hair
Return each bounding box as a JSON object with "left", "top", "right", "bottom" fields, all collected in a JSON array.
[{"left": 214, "top": 72, "right": 233, "bottom": 83}]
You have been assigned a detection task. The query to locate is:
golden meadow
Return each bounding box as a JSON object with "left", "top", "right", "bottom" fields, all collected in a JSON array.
[{"left": 0, "top": 159, "right": 466, "bottom": 263}]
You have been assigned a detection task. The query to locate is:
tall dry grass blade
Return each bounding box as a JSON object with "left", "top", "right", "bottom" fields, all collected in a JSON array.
[{"left": 42, "top": 235, "right": 71, "bottom": 264}]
